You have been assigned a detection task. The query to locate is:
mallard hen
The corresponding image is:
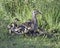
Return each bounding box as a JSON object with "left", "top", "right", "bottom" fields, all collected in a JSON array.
[{"left": 14, "top": 9, "right": 42, "bottom": 35}]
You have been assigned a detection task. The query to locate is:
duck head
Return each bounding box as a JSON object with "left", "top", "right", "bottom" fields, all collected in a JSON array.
[{"left": 32, "top": 9, "right": 42, "bottom": 16}]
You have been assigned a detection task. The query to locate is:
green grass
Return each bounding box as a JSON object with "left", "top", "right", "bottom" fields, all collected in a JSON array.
[
  {"left": 0, "top": 0, "right": 60, "bottom": 48},
  {"left": 0, "top": 35, "right": 60, "bottom": 48}
]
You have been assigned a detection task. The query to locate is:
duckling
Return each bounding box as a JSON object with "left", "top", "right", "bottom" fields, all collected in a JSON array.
[
  {"left": 7, "top": 23, "right": 17, "bottom": 34},
  {"left": 21, "top": 19, "right": 32, "bottom": 30},
  {"left": 14, "top": 25, "right": 28, "bottom": 35},
  {"left": 7, "top": 18, "right": 20, "bottom": 34}
]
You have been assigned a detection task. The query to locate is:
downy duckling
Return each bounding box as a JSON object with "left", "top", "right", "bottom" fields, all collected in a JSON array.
[{"left": 7, "top": 18, "right": 20, "bottom": 34}]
